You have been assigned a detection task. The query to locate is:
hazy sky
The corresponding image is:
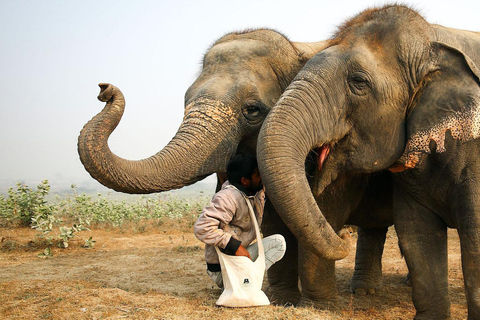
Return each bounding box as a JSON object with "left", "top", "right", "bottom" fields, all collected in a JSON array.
[{"left": 0, "top": 0, "right": 479, "bottom": 191}]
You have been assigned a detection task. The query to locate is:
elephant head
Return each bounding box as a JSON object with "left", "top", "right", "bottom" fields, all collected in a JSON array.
[
  {"left": 78, "top": 29, "right": 327, "bottom": 193},
  {"left": 257, "top": 5, "right": 480, "bottom": 260}
]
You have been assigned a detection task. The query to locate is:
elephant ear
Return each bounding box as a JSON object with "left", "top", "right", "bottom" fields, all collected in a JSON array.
[{"left": 396, "top": 42, "right": 480, "bottom": 170}]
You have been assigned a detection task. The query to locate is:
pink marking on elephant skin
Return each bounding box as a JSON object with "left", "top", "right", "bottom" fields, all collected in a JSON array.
[{"left": 392, "top": 100, "right": 480, "bottom": 172}]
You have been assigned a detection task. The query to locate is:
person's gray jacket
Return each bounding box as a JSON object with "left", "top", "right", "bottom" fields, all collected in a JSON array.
[{"left": 194, "top": 181, "right": 265, "bottom": 264}]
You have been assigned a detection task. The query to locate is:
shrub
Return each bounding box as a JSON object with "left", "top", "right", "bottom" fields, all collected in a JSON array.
[
  {"left": 58, "top": 185, "right": 209, "bottom": 230},
  {"left": 1, "top": 181, "right": 211, "bottom": 255},
  {"left": 0, "top": 180, "right": 53, "bottom": 226}
]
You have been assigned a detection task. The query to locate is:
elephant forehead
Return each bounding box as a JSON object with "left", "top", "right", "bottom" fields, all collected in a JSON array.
[
  {"left": 206, "top": 39, "right": 271, "bottom": 64},
  {"left": 398, "top": 99, "right": 480, "bottom": 169}
]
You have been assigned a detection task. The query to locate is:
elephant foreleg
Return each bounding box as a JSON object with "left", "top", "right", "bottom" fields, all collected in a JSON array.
[
  {"left": 455, "top": 182, "right": 480, "bottom": 319},
  {"left": 261, "top": 197, "right": 301, "bottom": 305},
  {"left": 394, "top": 184, "right": 451, "bottom": 320},
  {"left": 297, "top": 246, "right": 339, "bottom": 309},
  {"left": 350, "top": 226, "right": 388, "bottom": 295}
]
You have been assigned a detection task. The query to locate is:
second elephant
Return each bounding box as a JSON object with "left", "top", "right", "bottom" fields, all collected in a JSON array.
[{"left": 258, "top": 5, "right": 480, "bottom": 319}]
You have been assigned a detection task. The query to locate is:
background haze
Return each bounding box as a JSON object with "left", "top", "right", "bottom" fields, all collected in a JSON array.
[{"left": 1, "top": 0, "right": 478, "bottom": 195}]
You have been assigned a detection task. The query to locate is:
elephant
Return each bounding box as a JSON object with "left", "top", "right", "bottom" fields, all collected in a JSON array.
[
  {"left": 77, "top": 28, "right": 393, "bottom": 307},
  {"left": 78, "top": 29, "right": 325, "bottom": 194},
  {"left": 257, "top": 4, "right": 480, "bottom": 319}
]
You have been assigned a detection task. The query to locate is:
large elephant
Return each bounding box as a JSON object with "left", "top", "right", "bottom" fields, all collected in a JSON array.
[
  {"left": 78, "top": 29, "right": 392, "bottom": 307},
  {"left": 257, "top": 4, "right": 480, "bottom": 319}
]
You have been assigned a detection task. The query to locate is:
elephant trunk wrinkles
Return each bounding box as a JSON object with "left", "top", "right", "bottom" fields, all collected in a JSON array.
[
  {"left": 258, "top": 84, "right": 350, "bottom": 261},
  {"left": 78, "top": 83, "right": 238, "bottom": 194}
]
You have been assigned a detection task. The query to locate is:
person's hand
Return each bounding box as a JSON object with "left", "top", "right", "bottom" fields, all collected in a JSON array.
[{"left": 235, "top": 245, "right": 251, "bottom": 260}]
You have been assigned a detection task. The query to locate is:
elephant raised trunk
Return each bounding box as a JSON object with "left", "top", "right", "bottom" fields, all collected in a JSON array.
[
  {"left": 78, "top": 83, "right": 239, "bottom": 193},
  {"left": 257, "top": 80, "right": 351, "bottom": 261}
]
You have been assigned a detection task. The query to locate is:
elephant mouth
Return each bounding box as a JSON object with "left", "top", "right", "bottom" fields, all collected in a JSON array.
[{"left": 315, "top": 143, "right": 333, "bottom": 171}]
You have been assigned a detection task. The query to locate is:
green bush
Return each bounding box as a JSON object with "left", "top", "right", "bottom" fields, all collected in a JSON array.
[
  {"left": 58, "top": 185, "right": 209, "bottom": 229},
  {"left": 0, "top": 181, "right": 210, "bottom": 255},
  {"left": 0, "top": 180, "right": 53, "bottom": 226}
]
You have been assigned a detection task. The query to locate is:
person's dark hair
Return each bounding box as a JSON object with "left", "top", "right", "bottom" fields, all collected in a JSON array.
[{"left": 226, "top": 154, "right": 258, "bottom": 184}]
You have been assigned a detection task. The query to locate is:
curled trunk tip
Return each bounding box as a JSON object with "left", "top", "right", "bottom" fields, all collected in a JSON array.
[{"left": 97, "top": 83, "right": 117, "bottom": 102}]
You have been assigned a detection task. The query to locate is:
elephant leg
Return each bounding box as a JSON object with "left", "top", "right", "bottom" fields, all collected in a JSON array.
[
  {"left": 458, "top": 228, "right": 480, "bottom": 320},
  {"left": 454, "top": 183, "right": 480, "bottom": 319},
  {"left": 350, "top": 226, "right": 387, "bottom": 295},
  {"left": 261, "top": 198, "right": 301, "bottom": 305},
  {"left": 394, "top": 186, "right": 451, "bottom": 320},
  {"left": 297, "top": 246, "right": 339, "bottom": 309}
]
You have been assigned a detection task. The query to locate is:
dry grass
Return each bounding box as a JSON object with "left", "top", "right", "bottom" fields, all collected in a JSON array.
[{"left": 0, "top": 225, "right": 467, "bottom": 319}]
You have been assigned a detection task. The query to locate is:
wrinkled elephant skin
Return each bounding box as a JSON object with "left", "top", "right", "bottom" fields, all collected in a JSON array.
[{"left": 258, "top": 5, "right": 480, "bottom": 319}]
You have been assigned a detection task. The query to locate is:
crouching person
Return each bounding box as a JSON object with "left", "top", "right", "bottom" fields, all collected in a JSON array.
[{"left": 194, "top": 154, "right": 286, "bottom": 289}]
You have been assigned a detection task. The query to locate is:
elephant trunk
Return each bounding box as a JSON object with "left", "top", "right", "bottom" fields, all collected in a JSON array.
[
  {"left": 78, "top": 83, "right": 238, "bottom": 194},
  {"left": 257, "top": 80, "right": 350, "bottom": 260}
]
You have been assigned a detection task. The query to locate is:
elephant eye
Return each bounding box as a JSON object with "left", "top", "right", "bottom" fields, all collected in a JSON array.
[
  {"left": 242, "top": 103, "right": 262, "bottom": 122},
  {"left": 348, "top": 72, "right": 371, "bottom": 95}
]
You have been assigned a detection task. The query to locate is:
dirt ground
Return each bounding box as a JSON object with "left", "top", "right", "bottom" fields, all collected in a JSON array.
[{"left": 0, "top": 225, "right": 467, "bottom": 320}]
